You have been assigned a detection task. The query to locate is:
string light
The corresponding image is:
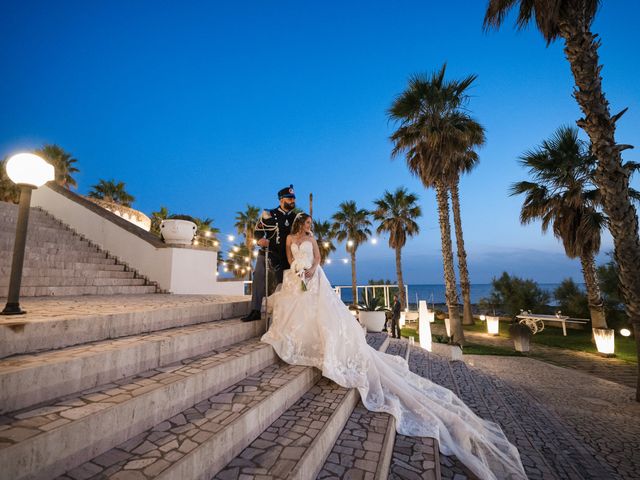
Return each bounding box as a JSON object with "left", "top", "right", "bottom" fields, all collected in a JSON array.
[
  {"left": 252, "top": 239, "right": 258, "bottom": 245},
  {"left": 229, "top": 252, "right": 234, "bottom": 258},
  {"left": 326, "top": 258, "right": 332, "bottom": 264},
  {"left": 371, "top": 238, "right": 378, "bottom": 245},
  {"left": 347, "top": 240, "right": 354, "bottom": 247},
  {"left": 213, "top": 241, "right": 219, "bottom": 247},
  {"left": 223, "top": 267, "right": 229, "bottom": 272},
  {"left": 253, "top": 251, "right": 259, "bottom": 257},
  {"left": 227, "top": 235, "right": 235, "bottom": 241},
  {"left": 323, "top": 241, "right": 330, "bottom": 248},
  {"left": 193, "top": 240, "right": 199, "bottom": 246},
  {"left": 233, "top": 246, "right": 240, "bottom": 252},
  {"left": 204, "top": 231, "right": 211, "bottom": 238},
  {"left": 342, "top": 258, "right": 348, "bottom": 264}
]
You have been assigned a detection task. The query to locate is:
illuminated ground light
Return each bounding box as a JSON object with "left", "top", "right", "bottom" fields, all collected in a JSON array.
[{"left": 620, "top": 328, "right": 631, "bottom": 337}]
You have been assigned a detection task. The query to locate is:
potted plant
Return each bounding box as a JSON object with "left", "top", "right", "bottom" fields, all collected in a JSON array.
[
  {"left": 160, "top": 214, "right": 197, "bottom": 245},
  {"left": 431, "top": 335, "right": 463, "bottom": 361},
  {"left": 509, "top": 320, "right": 533, "bottom": 352},
  {"left": 357, "top": 297, "right": 388, "bottom": 332}
]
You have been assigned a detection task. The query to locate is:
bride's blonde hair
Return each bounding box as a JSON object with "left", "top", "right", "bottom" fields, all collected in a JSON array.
[{"left": 291, "top": 213, "right": 312, "bottom": 235}]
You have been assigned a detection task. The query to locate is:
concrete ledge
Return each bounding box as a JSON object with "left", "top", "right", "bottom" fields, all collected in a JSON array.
[
  {"left": 0, "top": 318, "right": 265, "bottom": 413},
  {"left": 0, "top": 295, "right": 250, "bottom": 358},
  {"left": 0, "top": 340, "right": 277, "bottom": 480}
]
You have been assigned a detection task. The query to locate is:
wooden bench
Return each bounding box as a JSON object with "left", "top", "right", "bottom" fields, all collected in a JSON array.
[{"left": 516, "top": 312, "right": 589, "bottom": 336}]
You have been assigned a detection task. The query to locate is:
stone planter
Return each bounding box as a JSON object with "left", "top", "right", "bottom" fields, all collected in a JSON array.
[
  {"left": 431, "top": 343, "right": 463, "bottom": 361},
  {"left": 359, "top": 311, "right": 386, "bottom": 332},
  {"left": 513, "top": 335, "right": 530, "bottom": 352},
  {"left": 160, "top": 219, "right": 197, "bottom": 245}
]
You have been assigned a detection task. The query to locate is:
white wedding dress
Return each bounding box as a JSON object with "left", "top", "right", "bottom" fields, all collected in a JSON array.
[{"left": 261, "top": 241, "right": 527, "bottom": 480}]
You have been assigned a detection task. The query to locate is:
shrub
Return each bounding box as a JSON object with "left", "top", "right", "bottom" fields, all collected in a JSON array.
[{"left": 480, "top": 272, "right": 550, "bottom": 317}]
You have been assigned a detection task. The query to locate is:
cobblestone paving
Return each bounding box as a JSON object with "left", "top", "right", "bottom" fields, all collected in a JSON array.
[
  {"left": 0, "top": 339, "right": 267, "bottom": 448},
  {"left": 465, "top": 355, "right": 640, "bottom": 480},
  {"left": 214, "top": 377, "right": 351, "bottom": 479},
  {"left": 0, "top": 294, "right": 249, "bottom": 325},
  {"left": 317, "top": 403, "right": 392, "bottom": 480},
  {"left": 55, "top": 362, "right": 310, "bottom": 479},
  {"left": 432, "top": 324, "right": 637, "bottom": 389},
  {"left": 317, "top": 338, "right": 415, "bottom": 480},
  {"left": 406, "top": 346, "right": 627, "bottom": 480},
  {"left": 0, "top": 317, "right": 247, "bottom": 374},
  {"left": 366, "top": 333, "right": 388, "bottom": 352}
]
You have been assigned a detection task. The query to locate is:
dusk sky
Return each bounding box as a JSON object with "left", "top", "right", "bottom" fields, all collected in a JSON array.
[{"left": 1, "top": 1, "right": 639, "bottom": 285}]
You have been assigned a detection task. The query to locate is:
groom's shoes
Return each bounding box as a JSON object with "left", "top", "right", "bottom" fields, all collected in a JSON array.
[{"left": 241, "top": 310, "right": 262, "bottom": 322}]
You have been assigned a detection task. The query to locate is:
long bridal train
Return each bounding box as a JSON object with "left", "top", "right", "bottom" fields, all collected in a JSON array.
[{"left": 262, "top": 241, "right": 527, "bottom": 480}]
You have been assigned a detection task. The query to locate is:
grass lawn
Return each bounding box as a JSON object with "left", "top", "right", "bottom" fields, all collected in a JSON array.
[
  {"left": 462, "top": 319, "right": 637, "bottom": 364},
  {"left": 400, "top": 325, "right": 523, "bottom": 357},
  {"left": 402, "top": 321, "right": 637, "bottom": 363}
]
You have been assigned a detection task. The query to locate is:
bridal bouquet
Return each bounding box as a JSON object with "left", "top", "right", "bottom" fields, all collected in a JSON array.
[{"left": 291, "top": 258, "right": 312, "bottom": 292}]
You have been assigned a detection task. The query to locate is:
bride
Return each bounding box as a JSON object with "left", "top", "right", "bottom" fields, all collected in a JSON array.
[{"left": 261, "top": 213, "right": 527, "bottom": 480}]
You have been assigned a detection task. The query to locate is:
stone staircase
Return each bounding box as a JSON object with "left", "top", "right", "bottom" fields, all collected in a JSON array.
[
  {"left": 0, "top": 295, "right": 441, "bottom": 480},
  {"left": 0, "top": 201, "right": 158, "bottom": 297}
]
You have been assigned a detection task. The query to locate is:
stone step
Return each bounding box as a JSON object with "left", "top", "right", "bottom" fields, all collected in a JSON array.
[
  {"left": 0, "top": 294, "right": 251, "bottom": 358},
  {"left": 0, "top": 317, "right": 265, "bottom": 414},
  {"left": 213, "top": 335, "right": 392, "bottom": 480},
  {"left": 0, "top": 284, "right": 158, "bottom": 298},
  {"left": 7, "top": 259, "right": 122, "bottom": 270},
  {"left": 0, "top": 215, "right": 72, "bottom": 231},
  {"left": 0, "top": 236, "right": 99, "bottom": 252},
  {"left": 0, "top": 338, "right": 277, "bottom": 480},
  {"left": 0, "top": 223, "right": 81, "bottom": 239},
  {"left": 215, "top": 376, "right": 361, "bottom": 480},
  {"left": 317, "top": 403, "right": 396, "bottom": 480},
  {"left": 0, "top": 276, "right": 147, "bottom": 288},
  {"left": 0, "top": 266, "right": 134, "bottom": 279},
  {"left": 57, "top": 362, "right": 321, "bottom": 480},
  {"left": 315, "top": 337, "right": 400, "bottom": 480},
  {"left": 0, "top": 249, "right": 108, "bottom": 263}
]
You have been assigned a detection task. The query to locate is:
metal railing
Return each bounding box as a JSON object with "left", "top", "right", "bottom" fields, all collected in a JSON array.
[{"left": 332, "top": 284, "right": 410, "bottom": 308}]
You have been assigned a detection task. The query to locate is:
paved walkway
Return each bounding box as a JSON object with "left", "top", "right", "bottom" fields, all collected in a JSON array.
[
  {"left": 428, "top": 323, "right": 638, "bottom": 389},
  {"left": 403, "top": 343, "right": 640, "bottom": 479}
]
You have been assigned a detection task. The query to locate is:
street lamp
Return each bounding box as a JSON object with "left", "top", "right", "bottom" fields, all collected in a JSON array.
[{"left": 2, "top": 153, "right": 54, "bottom": 315}]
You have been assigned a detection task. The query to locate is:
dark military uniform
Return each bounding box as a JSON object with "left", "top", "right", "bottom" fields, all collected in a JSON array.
[
  {"left": 257, "top": 207, "right": 296, "bottom": 281},
  {"left": 244, "top": 184, "right": 297, "bottom": 319}
]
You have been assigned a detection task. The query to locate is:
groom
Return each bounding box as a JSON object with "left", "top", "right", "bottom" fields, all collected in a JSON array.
[{"left": 241, "top": 185, "right": 297, "bottom": 322}]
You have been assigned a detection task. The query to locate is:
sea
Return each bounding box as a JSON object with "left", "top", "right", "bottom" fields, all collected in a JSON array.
[{"left": 335, "top": 283, "right": 572, "bottom": 307}]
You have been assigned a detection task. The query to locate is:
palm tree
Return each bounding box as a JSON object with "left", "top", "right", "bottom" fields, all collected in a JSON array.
[
  {"left": 313, "top": 219, "right": 336, "bottom": 265},
  {"left": 35, "top": 144, "right": 79, "bottom": 189},
  {"left": 512, "top": 126, "right": 610, "bottom": 328},
  {"left": 150, "top": 206, "right": 169, "bottom": 235},
  {"left": 388, "top": 65, "right": 482, "bottom": 344},
  {"left": 484, "top": 0, "right": 640, "bottom": 401},
  {"left": 372, "top": 188, "right": 422, "bottom": 309},
  {"left": 0, "top": 157, "right": 20, "bottom": 203},
  {"left": 235, "top": 205, "right": 260, "bottom": 252},
  {"left": 332, "top": 201, "right": 372, "bottom": 305},
  {"left": 446, "top": 148, "right": 485, "bottom": 327},
  {"left": 223, "top": 243, "right": 252, "bottom": 279},
  {"left": 88, "top": 179, "right": 135, "bottom": 207},
  {"left": 235, "top": 205, "right": 260, "bottom": 278}
]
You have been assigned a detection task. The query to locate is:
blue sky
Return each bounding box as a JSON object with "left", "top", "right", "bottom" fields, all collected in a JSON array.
[{"left": 1, "top": 1, "right": 638, "bottom": 285}]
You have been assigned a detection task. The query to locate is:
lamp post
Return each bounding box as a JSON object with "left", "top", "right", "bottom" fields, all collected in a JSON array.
[{"left": 2, "top": 153, "right": 55, "bottom": 315}]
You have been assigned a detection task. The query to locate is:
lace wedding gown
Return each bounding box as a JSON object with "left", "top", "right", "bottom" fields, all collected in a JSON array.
[{"left": 261, "top": 241, "right": 527, "bottom": 480}]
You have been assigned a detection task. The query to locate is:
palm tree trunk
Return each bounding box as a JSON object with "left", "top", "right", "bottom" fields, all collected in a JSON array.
[
  {"left": 450, "top": 181, "right": 474, "bottom": 326},
  {"left": 435, "top": 182, "right": 464, "bottom": 344},
  {"left": 350, "top": 249, "right": 357, "bottom": 306},
  {"left": 560, "top": 17, "right": 640, "bottom": 400},
  {"left": 395, "top": 246, "right": 406, "bottom": 309},
  {"left": 580, "top": 253, "right": 607, "bottom": 329}
]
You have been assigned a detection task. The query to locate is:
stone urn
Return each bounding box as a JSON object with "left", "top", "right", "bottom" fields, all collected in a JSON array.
[
  {"left": 160, "top": 219, "right": 197, "bottom": 245},
  {"left": 359, "top": 311, "right": 386, "bottom": 332},
  {"left": 509, "top": 322, "right": 532, "bottom": 353}
]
